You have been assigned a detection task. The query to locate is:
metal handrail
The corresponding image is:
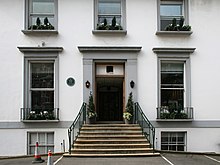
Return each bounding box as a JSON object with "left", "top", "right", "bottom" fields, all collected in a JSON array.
[
  {"left": 134, "top": 102, "right": 155, "bottom": 150},
  {"left": 68, "top": 102, "right": 86, "bottom": 154}
]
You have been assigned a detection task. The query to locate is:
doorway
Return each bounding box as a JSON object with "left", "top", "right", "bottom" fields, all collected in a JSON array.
[{"left": 96, "top": 77, "right": 124, "bottom": 121}]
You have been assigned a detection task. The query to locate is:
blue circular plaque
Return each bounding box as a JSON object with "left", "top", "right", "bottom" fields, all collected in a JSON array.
[{"left": 66, "top": 77, "right": 75, "bottom": 87}]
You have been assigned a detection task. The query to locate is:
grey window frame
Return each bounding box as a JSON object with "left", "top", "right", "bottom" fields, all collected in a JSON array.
[
  {"left": 161, "top": 131, "right": 187, "bottom": 151},
  {"left": 157, "top": 0, "right": 189, "bottom": 31},
  {"left": 24, "top": 0, "right": 58, "bottom": 30},
  {"left": 27, "top": 132, "right": 54, "bottom": 155},
  {"left": 94, "top": 0, "right": 126, "bottom": 30},
  {"left": 23, "top": 54, "right": 59, "bottom": 111},
  {"left": 158, "top": 57, "right": 191, "bottom": 109}
]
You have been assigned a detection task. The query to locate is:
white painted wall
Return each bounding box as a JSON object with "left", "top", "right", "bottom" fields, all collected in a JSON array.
[{"left": 0, "top": 0, "right": 220, "bottom": 155}]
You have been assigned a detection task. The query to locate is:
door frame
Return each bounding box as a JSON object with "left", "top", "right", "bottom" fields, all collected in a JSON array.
[{"left": 95, "top": 62, "right": 125, "bottom": 121}]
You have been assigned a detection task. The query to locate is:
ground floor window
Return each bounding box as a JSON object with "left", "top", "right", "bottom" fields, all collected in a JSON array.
[
  {"left": 28, "top": 132, "right": 54, "bottom": 155},
  {"left": 161, "top": 132, "right": 186, "bottom": 151}
]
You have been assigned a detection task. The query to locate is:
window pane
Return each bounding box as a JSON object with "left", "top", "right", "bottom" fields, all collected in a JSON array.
[
  {"left": 32, "top": 0, "right": 54, "bottom": 14},
  {"left": 160, "top": 4, "right": 182, "bottom": 16},
  {"left": 31, "top": 91, "right": 54, "bottom": 110},
  {"left": 177, "top": 145, "right": 185, "bottom": 151},
  {"left": 161, "top": 89, "right": 184, "bottom": 110},
  {"left": 30, "top": 133, "right": 37, "bottom": 145},
  {"left": 98, "top": 1, "right": 121, "bottom": 14},
  {"left": 30, "top": 146, "right": 35, "bottom": 155},
  {"left": 47, "top": 133, "right": 54, "bottom": 144},
  {"left": 39, "top": 133, "right": 46, "bottom": 145},
  {"left": 30, "top": 16, "right": 55, "bottom": 26},
  {"left": 98, "top": 16, "right": 121, "bottom": 25},
  {"left": 31, "top": 63, "right": 54, "bottom": 88}
]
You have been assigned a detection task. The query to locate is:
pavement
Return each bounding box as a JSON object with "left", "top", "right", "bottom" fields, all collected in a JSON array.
[{"left": 0, "top": 153, "right": 220, "bottom": 165}]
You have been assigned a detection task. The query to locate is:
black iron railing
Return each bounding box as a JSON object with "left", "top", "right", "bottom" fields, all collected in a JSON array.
[
  {"left": 157, "top": 107, "right": 193, "bottom": 119},
  {"left": 134, "top": 102, "right": 155, "bottom": 150},
  {"left": 21, "top": 108, "right": 59, "bottom": 121},
  {"left": 68, "top": 102, "right": 86, "bottom": 154}
]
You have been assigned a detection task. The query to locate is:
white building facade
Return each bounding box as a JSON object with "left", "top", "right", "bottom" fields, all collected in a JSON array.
[{"left": 0, "top": 0, "right": 220, "bottom": 156}]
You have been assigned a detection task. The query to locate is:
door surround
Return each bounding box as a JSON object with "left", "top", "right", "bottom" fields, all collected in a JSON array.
[{"left": 79, "top": 45, "right": 141, "bottom": 122}]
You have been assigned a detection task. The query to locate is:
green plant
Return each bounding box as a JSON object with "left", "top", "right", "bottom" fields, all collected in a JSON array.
[
  {"left": 87, "top": 93, "right": 97, "bottom": 119},
  {"left": 165, "top": 17, "right": 191, "bottom": 31},
  {"left": 160, "top": 112, "right": 188, "bottom": 119},
  {"left": 123, "top": 92, "right": 134, "bottom": 121},
  {"left": 96, "top": 17, "right": 123, "bottom": 30},
  {"left": 28, "top": 17, "right": 55, "bottom": 30}
]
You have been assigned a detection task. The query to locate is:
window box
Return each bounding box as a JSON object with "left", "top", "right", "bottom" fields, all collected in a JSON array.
[
  {"left": 157, "top": 107, "right": 193, "bottom": 121},
  {"left": 156, "top": 31, "right": 192, "bottom": 35},
  {"left": 21, "top": 108, "right": 59, "bottom": 122}
]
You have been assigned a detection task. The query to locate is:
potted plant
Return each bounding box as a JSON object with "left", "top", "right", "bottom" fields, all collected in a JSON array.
[
  {"left": 165, "top": 17, "right": 191, "bottom": 31},
  {"left": 28, "top": 17, "right": 55, "bottom": 30},
  {"left": 123, "top": 92, "right": 134, "bottom": 124},
  {"left": 96, "top": 17, "right": 123, "bottom": 30},
  {"left": 87, "top": 93, "right": 97, "bottom": 124}
]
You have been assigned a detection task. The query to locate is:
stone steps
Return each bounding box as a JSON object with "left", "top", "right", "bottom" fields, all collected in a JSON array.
[{"left": 65, "top": 124, "right": 160, "bottom": 157}]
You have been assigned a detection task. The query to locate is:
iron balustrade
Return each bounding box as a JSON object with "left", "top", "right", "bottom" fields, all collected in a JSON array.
[
  {"left": 21, "top": 108, "right": 59, "bottom": 121},
  {"left": 68, "top": 102, "right": 86, "bottom": 154},
  {"left": 134, "top": 102, "right": 155, "bottom": 150},
  {"left": 157, "top": 107, "right": 194, "bottom": 119}
]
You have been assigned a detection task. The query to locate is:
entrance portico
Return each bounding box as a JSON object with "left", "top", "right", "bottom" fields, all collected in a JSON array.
[{"left": 78, "top": 46, "right": 141, "bottom": 123}]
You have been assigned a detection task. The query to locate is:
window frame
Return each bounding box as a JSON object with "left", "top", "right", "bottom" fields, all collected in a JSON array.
[
  {"left": 158, "top": 57, "right": 191, "bottom": 109},
  {"left": 94, "top": 0, "right": 126, "bottom": 31},
  {"left": 27, "top": 132, "right": 54, "bottom": 155},
  {"left": 157, "top": 0, "right": 189, "bottom": 31},
  {"left": 24, "top": 55, "right": 59, "bottom": 112},
  {"left": 161, "top": 131, "right": 187, "bottom": 151},
  {"left": 24, "top": 0, "right": 58, "bottom": 31}
]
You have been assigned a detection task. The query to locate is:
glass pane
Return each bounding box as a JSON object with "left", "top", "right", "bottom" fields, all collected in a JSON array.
[
  {"left": 39, "top": 146, "right": 46, "bottom": 154},
  {"left": 30, "top": 16, "right": 55, "bottom": 26},
  {"left": 98, "top": 0, "right": 121, "bottom": 14},
  {"left": 160, "top": 4, "right": 182, "bottom": 16},
  {"left": 160, "top": 18, "right": 181, "bottom": 30},
  {"left": 98, "top": 16, "right": 121, "bottom": 25},
  {"left": 161, "top": 63, "right": 184, "bottom": 86},
  {"left": 177, "top": 145, "right": 185, "bottom": 151},
  {"left": 47, "top": 133, "right": 54, "bottom": 144},
  {"left": 39, "top": 133, "right": 46, "bottom": 144},
  {"left": 30, "top": 133, "right": 37, "bottom": 145},
  {"left": 31, "top": 63, "right": 54, "bottom": 88},
  {"left": 169, "top": 145, "right": 177, "bottom": 151},
  {"left": 161, "top": 145, "right": 168, "bottom": 150},
  {"left": 32, "top": 0, "right": 54, "bottom": 14},
  {"left": 30, "top": 146, "right": 35, "bottom": 155},
  {"left": 31, "top": 91, "right": 54, "bottom": 110},
  {"left": 161, "top": 89, "right": 184, "bottom": 110}
]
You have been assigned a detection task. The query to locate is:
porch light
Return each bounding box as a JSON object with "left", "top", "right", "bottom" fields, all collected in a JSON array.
[
  {"left": 85, "top": 81, "right": 90, "bottom": 88},
  {"left": 130, "top": 80, "right": 135, "bottom": 88}
]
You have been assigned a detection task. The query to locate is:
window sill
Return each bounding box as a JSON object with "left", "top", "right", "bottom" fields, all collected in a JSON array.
[
  {"left": 22, "top": 30, "right": 58, "bottom": 35},
  {"left": 156, "top": 31, "right": 193, "bottom": 35},
  {"left": 22, "top": 120, "right": 59, "bottom": 123},
  {"left": 156, "top": 119, "right": 193, "bottom": 122},
  {"left": 92, "top": 30, "right": 127, "bottom": 35}
]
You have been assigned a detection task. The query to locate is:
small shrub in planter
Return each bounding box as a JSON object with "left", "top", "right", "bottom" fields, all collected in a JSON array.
[
  {"left": 165, "top": 17, "right": 191, "bottom": 31},
  {"left": 96, "top": 17, "right": 123, "bottom": 30},
  {"left": 28, "top": 17, "right": 55, "bottom": 30},
  {"left": 123, "top": 92, "right": 134, "bottom": 124}
]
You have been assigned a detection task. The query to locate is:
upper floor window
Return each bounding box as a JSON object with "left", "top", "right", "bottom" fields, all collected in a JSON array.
[
  {"left": 25, "top": 0, "right": 58, "bottom": 31},
  {"left": 95, "top": 0, "right": 126, "bottom": 31},
  {"left": 158, "top": 0, "right": 190, "bottom": 31}
]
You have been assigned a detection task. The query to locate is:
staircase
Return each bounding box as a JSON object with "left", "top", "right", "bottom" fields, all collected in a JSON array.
[{"left": 65, "top": 123, "right": 160, "bottom": 157}]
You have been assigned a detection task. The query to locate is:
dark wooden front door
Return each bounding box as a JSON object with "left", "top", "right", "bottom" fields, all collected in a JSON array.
[{"left": 96, "top": 78, "right": 123, "bottom": 121}]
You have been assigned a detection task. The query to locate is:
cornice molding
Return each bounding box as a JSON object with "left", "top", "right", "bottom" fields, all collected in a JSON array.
[{"left": 78, "top": 46, "right": 142, "bottom": 52}]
